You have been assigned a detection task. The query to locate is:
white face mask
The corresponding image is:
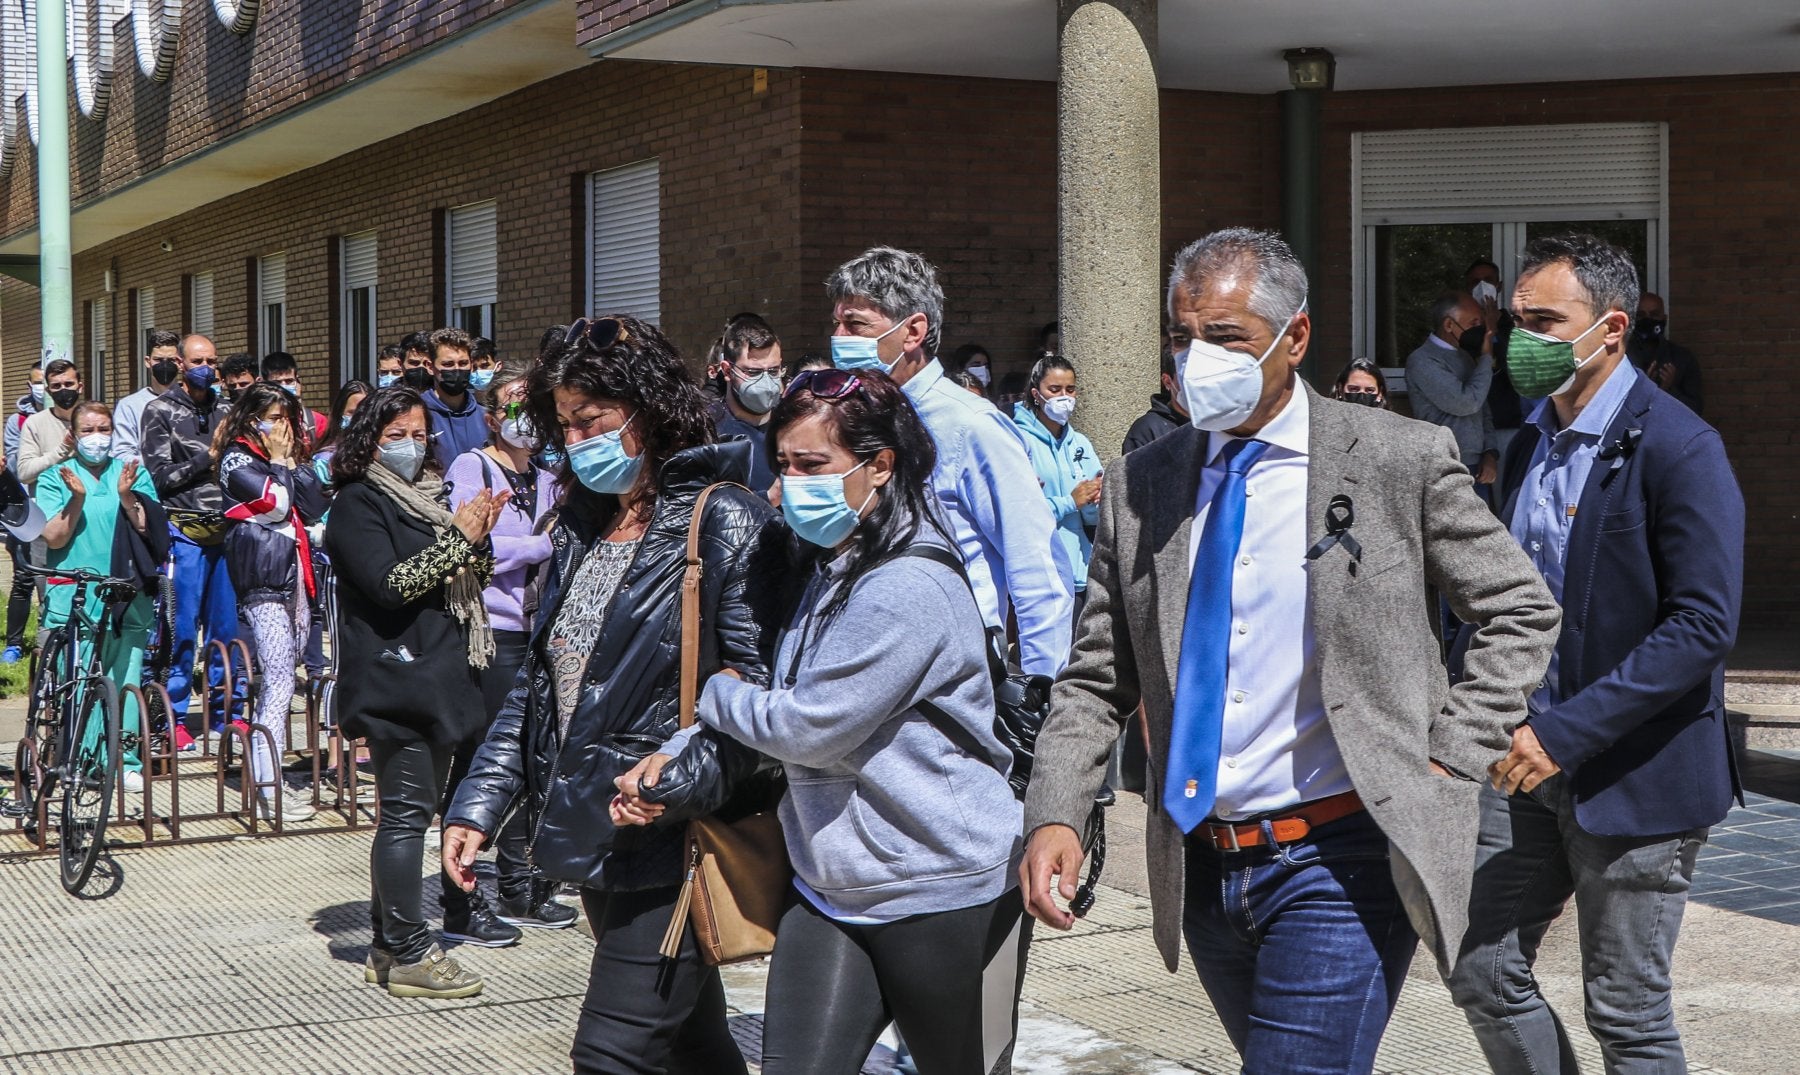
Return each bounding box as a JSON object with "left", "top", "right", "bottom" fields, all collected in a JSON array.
[
  {"left": 1041, "top": 394, "right": 1077, "bottom": 425},
  {"left": 1181, "top": 303, "right": 1305, "bottom": 433},
  {"left": 1471, "top": 280, "right": 1501, "bottom": 308},
  {"left": 76, "top": 433, "right": 112, "bottom": 463},
  {"left": 966, "top": 364, "right": 991, "bottom": 387}
]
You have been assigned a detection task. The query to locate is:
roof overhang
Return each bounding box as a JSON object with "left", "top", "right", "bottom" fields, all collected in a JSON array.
[{"left": 593, "top": 0, "right": 1800, "bottom": 92}]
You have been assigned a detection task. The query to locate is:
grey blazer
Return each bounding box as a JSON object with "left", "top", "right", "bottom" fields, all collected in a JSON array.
[{"left": 1023, "top": 385, "right": 1560, "bottom": 975}]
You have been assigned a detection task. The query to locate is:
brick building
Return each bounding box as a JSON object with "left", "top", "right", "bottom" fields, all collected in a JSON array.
[{"left": 0, "top": 0, "right": 1795, "bottom": 621}]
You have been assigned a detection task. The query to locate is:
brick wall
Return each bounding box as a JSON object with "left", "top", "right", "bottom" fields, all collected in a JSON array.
[
  {"left": 578, "top": 0, "right": 693, "bottom": 44},
  {"left": 1317, "top": 73, "right": 1800, "bottom": 625}
]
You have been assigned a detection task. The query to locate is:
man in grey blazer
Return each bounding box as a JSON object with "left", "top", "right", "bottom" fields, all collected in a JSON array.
[{"left": 1022, "top": 228, "right": 1560, "bottom": 1073}]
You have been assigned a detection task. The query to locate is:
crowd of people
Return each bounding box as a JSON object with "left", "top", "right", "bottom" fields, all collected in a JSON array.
[{"left": 0, "top": 225, "right": 1744, "bottom": 1075}]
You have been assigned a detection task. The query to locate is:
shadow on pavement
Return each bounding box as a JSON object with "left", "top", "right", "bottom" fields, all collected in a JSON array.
[{"left": 310, "top": 899, "right": 374, "bottom": 966}]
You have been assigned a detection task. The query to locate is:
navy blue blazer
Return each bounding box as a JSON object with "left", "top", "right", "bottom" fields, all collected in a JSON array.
[{"left": 1496, "top": 373, "right": 1743, "bottom": 837}]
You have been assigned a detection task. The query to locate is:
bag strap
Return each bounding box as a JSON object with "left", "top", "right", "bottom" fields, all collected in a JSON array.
[{"left": 678, "top": 482, "right": 749, "bottom": 729}]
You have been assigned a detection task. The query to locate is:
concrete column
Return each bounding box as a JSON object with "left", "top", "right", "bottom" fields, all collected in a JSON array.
[
  {"left": 1281, "top": 88, "right": 1322, "bottom": 385},
  {"left": 1057, "top": 0, "right": 1160, "bottom": 463},
  {"left": 37, "top": 0, "right": 74, "bottom": 371}
]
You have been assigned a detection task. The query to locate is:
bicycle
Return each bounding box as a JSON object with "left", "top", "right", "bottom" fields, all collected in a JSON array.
[{"left": 12, "top": 563, "right": 132, "bottom": 894}]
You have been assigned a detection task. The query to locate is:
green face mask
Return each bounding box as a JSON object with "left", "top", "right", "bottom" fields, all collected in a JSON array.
[{"left": 1506, "top": 317, "right": 1609, "bottom": 398}]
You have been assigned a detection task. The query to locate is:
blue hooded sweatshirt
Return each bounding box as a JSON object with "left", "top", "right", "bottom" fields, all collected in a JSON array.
[{"left": 1013, "top": 401, "right": 1102, "bottom": 591}]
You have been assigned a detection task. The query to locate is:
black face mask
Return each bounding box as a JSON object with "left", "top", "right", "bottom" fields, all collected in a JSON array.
[
  {"left": 401, "top": 368, "right": 436, "bottom": 392},
  {"left": 49, "top": 388, "right": 81, "bottom": 411},
  {"left": 151, "top": 359, "right": 180, "bottom": 385},
  {"left": 1339, "top": 390, "right": 1383, "bottom": 408},
  {"left": 436, "top": 369, "right": 471, "bottom": 395},
  {"left": 1634, "top": 318, "right": 1666, "bottom": 341}
]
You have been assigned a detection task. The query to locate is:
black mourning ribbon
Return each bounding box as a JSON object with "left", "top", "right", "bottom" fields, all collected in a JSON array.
[
  {"left": 1304, "top": 494, "right": 1362, "bottom": 565},
  {"left": 1598, "top": 426, "right": 1643, "bottom": 475}
]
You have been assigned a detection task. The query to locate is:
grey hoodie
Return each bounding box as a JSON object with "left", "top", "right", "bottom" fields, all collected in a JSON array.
[
  {"left": 693, "top": 534, "right": 1022, "bottom": 919},
  {"left": 4, "top": 391, "right": 40, "bottom": 472}
]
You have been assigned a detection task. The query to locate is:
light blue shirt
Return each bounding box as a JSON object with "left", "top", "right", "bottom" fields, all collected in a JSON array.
[
  {"left": 1511, "top": 358, "right": 1640, "bottom": 712},
  {"left": 1190, "top": 388, "right": 1349, "bottom": 818},
  {"left": 902, "top": 359, "right": 1074, "bottom": 676}
]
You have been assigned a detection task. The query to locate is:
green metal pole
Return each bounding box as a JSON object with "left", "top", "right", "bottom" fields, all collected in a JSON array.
[
  {"left": 37, "top": 0, "right": 75, "bottom": 375},
  {"left": 1280, "top": 88, "right": 1321, "bottom": 386}
]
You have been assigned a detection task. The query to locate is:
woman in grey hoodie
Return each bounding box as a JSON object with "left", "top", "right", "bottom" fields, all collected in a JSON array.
[{"left": 618, "top": 368, "right": 1026, "bottom": 1075}]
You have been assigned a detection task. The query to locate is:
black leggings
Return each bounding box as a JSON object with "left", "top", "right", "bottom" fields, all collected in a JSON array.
[
  {"left": 570, "top": 886, "right": 747, "bottom": 1075},
  {"left": 6, "top": 535, "right": 33, "bottom": 648},
  {"left": 760, "top": 887, "right": 1029, "bottom": 1075},
  {"left": 367, "top": 736, "right": 453, "bottom": 963},
  {"left": 439, "top": 629, "right": 531, "bottom": 911}
]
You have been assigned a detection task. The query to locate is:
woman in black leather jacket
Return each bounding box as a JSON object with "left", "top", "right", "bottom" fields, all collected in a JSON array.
[{"left": 443, "top": 316, "right": 786, "bottom": 1075}]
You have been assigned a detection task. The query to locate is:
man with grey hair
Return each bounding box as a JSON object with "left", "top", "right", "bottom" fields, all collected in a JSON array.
[
  {"left": 1446, "top": 233, "right": 1742, "bottom": 1071},
  {"left": 826, "top": 246, "right": 1073, "bottom": 676},
  {"left": 1021, "top": 227, "right": 1558, "bottom": 1072},
  {"left": 1406, "top": 290, "right": 1499, "bottom": 495}
]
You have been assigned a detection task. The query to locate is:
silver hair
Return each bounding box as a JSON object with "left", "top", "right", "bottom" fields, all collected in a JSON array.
[
  {"left": 825, "top": 246, "right": 946, "bottom": 353},
  {"left": 1167, "top": 228, "right": 1309, "bottom": 333}
]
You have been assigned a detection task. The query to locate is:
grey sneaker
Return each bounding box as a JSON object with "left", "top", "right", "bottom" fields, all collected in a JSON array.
[
  {"left": 364, "top": 947, "right": 393, "bottom": 985},
  {"left": 385, "top": 944, "right": 483, "bottom": 999}
]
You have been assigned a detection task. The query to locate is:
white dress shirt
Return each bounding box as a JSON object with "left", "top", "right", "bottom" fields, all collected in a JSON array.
[{"left": 1190, "top": 388, "right": 1352, "bottom": 819}]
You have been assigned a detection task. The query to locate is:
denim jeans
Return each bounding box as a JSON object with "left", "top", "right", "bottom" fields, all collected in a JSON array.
[
  {"left": 167, "top": 535, "right": 245, "bottom": 723},
  {"left": 1447, "top": 777, "right": 1704, "bottom": 1074},
  {"left": 1182, "top": 808, "right": 1418, "bottom": 1075}
]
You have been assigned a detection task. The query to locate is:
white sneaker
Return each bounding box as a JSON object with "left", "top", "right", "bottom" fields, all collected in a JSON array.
[
  {"left": 122, "top": 770, "right": 145, "bottom": 794},
  {"left": 256, "top": 794, "right": 316, "bottom": 824}
]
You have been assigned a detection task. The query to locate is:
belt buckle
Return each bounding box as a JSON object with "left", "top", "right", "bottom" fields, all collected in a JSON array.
[{"left": 1207, "top": 822, "right": 1241, "bottom": 852}]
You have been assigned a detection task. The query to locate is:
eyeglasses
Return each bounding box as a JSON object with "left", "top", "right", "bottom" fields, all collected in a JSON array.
[
  {"left": 784, "top": 369, "right": 863, "bottom": 400},
  {"left": 500, "top": 401, "right": 526, "bottom": 420},
  {"left": 565, "top": 317, "right": 629, "bottom": 352}
]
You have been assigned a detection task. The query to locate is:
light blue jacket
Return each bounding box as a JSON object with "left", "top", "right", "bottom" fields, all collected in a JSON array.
[{"left": 1013, "top": 402, "right": 1102, "bottom": 591}]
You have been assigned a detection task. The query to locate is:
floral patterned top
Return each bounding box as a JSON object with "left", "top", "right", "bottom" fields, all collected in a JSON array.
[{"left": 547, "top": 537, "right": 641, "bottom": 735}]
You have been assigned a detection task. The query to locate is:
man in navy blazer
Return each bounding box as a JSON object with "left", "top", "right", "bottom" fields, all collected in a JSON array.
[{"left": 1446, "top": 233, "right": 1744, "bottom": 1073}]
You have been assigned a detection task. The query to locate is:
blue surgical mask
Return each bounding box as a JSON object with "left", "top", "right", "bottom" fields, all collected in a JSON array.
[
  {"left": 277, "top": 382, "right": 299, "bottom": 397},
  {"left": 469, "top": 368, "right": 496, "bottom": 391},
  {"left": 340, "top": 413, "right": 353, "bottom": 429},
  {"left": 377, "top": 439, "right": 426, "bottom": 482},
  {"left": 377, "top": 373, "right": 399, "bottom": 389},
  {"left": 184, "top": 364, "right": 217, "bottom": 390},
  {"left": 830, "top": 319, "right": 910, "bottom": 375},
  {"left": 782, "top": 460, "right": 874, "bottom": 548},
  {"left": 566, "top": 413, "right": 643, "bottom": 495},
  {"left": 255, "top": 420, "right": 276, "bottom": 436}
]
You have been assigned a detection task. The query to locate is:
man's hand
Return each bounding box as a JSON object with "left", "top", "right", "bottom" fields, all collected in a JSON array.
[
  {"left": 1020, "top": 824, "right": 1086, "bottom": 931},
  {"left": 1650, "top": 361, "right": 1678, "bottom": 390},
  {"left": 1490, "top": 724, "right": 1560, "bottom": 795},
  {"left": 1476, "top": 453, "right": 1498, "bottom": 486},
  {"left": 1479, "top": 295, "right": 1501, "bottom": 335},
  {"left": 440, "top": 824, "right": 486, "bottom": 893}
]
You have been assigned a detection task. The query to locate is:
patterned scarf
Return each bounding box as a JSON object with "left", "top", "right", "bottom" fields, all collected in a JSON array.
[{"left": 361, "top": 460, "right": 495, "bottom": 669}]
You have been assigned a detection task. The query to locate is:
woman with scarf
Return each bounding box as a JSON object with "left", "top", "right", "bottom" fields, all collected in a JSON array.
[
  {"left": 218, "top": 384, "right": 329, "bottom": 824},
  {"left": 326, "top": 385, "right": 509, "bottom": 999}
]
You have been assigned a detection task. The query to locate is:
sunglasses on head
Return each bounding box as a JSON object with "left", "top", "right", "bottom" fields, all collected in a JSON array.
[
  {"left": 784, "top": 369, "right": 863, "bottom": 401},
  {"left": 565, "top": 317, "right": 629, "bottom": 353}
]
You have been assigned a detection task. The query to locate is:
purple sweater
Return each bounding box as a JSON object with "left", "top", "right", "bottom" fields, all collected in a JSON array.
[{"left": 445, "top": 449, "right": 559, "bottom": 634}]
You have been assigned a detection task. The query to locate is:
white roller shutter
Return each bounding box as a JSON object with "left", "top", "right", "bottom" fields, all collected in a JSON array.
[
  {"left": 448, "top": 202, "right": 498, "bottom": 310},
  {"left": 191, "top": 272, "right": 214, "bottom": 337},
  {"left": 1356, "top": 123, "right": 1665, "bottom": 225},
  {"left": 589, "top": 160, "right": 660, "bottom": 325},
  {"left": 259, "top": 252, "right": 286, "bottom": 307},
  {"left": 135, "top": 286, "right": 155, "bottom": 347},
  {"left": 343, "top": 230, "right": 378, "bottom": 289}
]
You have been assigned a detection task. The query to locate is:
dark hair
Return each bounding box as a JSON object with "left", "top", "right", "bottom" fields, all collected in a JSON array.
[
  {"left": 766, "top": 370, "right": 948, "bottom": 622},
  {"left": 44, "top": 358, "right": 78, "bottom": 380},
  {"left": 538, "top": 325, "right": 569, "bottom": 362},
  {"left": 1027, "top": 354, "right": 1075, "bottom": 395},
  {"left": 1332, "top": 359, "right": 1389, "bottom": 407},
  {"left": 526, "top": 316, "right": 713, "bottom": 518},
  {"left": 146, "top": 328, "right": 180, "bottom": 354},
  {"left": 721, "top": 314, "right": 779, "bottom": 363},
  {"left": 787, "top": 351, "right": 831, "bottom": 377},
  {"left": 221, "top": 353, "right": 258, "bottom": 380},
  {"left": 1038, "top": 321, "right": 1059, "bottom": 346},
  {"left": 1465, "top": 257, "right": 1500, "bottom": 277},
  {"left": 1518, "top": 233, "right": 1640, "bottom": 325},
  {"left": 377, "top": 344, "right": 402, "bottom": 363},
  {"left": 332, "top": 387, "right": 437, "bottom": 485},
  {"left": 318, "top": 379, "right": 372, "bottom": 451},
  {"left": 399, "top": 331, "right": 431, "bottom": 358},
  {"left": 947, "top": 370, "right": 984, "bottom": 392},
  {"left": 429, "top": 327, "right": 475, "bottom": 363},
  {"left": 260, "top": 351, "right": 298, "bottom": 378},
  {"left": 218, "top": 382, "right": 312, "bottom": 471},
  {"left": 949, "top": 343, "right": 990, "bottom": 370},
  {"left": 471, "top": 336, "right": 497, "bottom": 364}
]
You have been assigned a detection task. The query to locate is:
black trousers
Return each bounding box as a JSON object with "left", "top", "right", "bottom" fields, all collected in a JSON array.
[
  {"left": 439, "top": 629, "right": 531, "bottom": 911},
  {"left": 367, "top": 736, "right": 453, "bottom": 963},
  {"left": 6, "top": 535, "right": 33, "bottom": 648},
  {"left": 760, "top": 888, "right": 1028, "bottom": 1075},
  {"left": 570, "top": 886, "right": 747, "bottom": 1075}
]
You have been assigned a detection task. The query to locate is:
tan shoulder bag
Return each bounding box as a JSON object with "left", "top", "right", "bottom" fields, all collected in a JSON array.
[{"left": 658, "top": 483, "right": 791, "bottom": 966}]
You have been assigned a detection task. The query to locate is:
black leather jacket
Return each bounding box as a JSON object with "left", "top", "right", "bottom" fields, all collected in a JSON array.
[{"left": 446, "top": 440, "right": 789, "bottom": 892}]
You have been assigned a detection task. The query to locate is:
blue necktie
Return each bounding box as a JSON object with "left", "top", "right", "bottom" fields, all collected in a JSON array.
[{"left": 1166, "top": 437, "right": 1271, "bottom": 834}]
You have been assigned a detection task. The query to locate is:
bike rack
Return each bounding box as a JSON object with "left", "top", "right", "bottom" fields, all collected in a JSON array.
[
  {"left": 197, "top": 638, "right": 256, "bottom": 759},
  {"left": 119, "top": 683, "right": 178, "bottom": 844}
]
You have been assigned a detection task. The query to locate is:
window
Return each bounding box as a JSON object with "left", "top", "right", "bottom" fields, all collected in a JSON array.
[
  {"left": 190, "top": 272, "right": 215, "bottom": 338},
  {"left": 587, "top": 160, "right": 660, "bottom": 324},
  {"left": 446, "top": 202, "right": 496, "bottom": 339},
  {"left": 1352, "top": 122, "right": 1667, "bottom": 378},
  {"left": 342, "top": 231, "right": 378, "bottom": 383},
  {"left": 258, "top": 253, "right": 287, "bottom": 354},
  {"left": 133, "top": 286, "right": 156, "bottom": 361},
  {"left": 87, "top": 297, "right": 109, "bottom": 398}
]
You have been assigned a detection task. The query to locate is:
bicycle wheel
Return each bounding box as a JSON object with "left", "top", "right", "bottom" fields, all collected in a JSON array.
[
  {"left": 20, "top": 629, "right": 72, "bottom": 821},
  {"left": 59, "top": 676, "right": 121, "bottom": 894}
]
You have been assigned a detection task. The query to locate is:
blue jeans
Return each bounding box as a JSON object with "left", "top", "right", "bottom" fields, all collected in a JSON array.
[
  {"left": 1446, "top": 777, "right": 1704, "bottom": 1074},
  {"left": 1183, "top": 809, "right": 1417, "bottom": 1075},
  {"left": 167, "top": 535, "right": 245, "bottom": 723}
]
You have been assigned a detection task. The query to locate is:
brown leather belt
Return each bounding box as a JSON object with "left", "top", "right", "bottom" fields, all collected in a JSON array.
[{"left": 1196, "top": 790, "right": 1366, "bottom": 852}]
